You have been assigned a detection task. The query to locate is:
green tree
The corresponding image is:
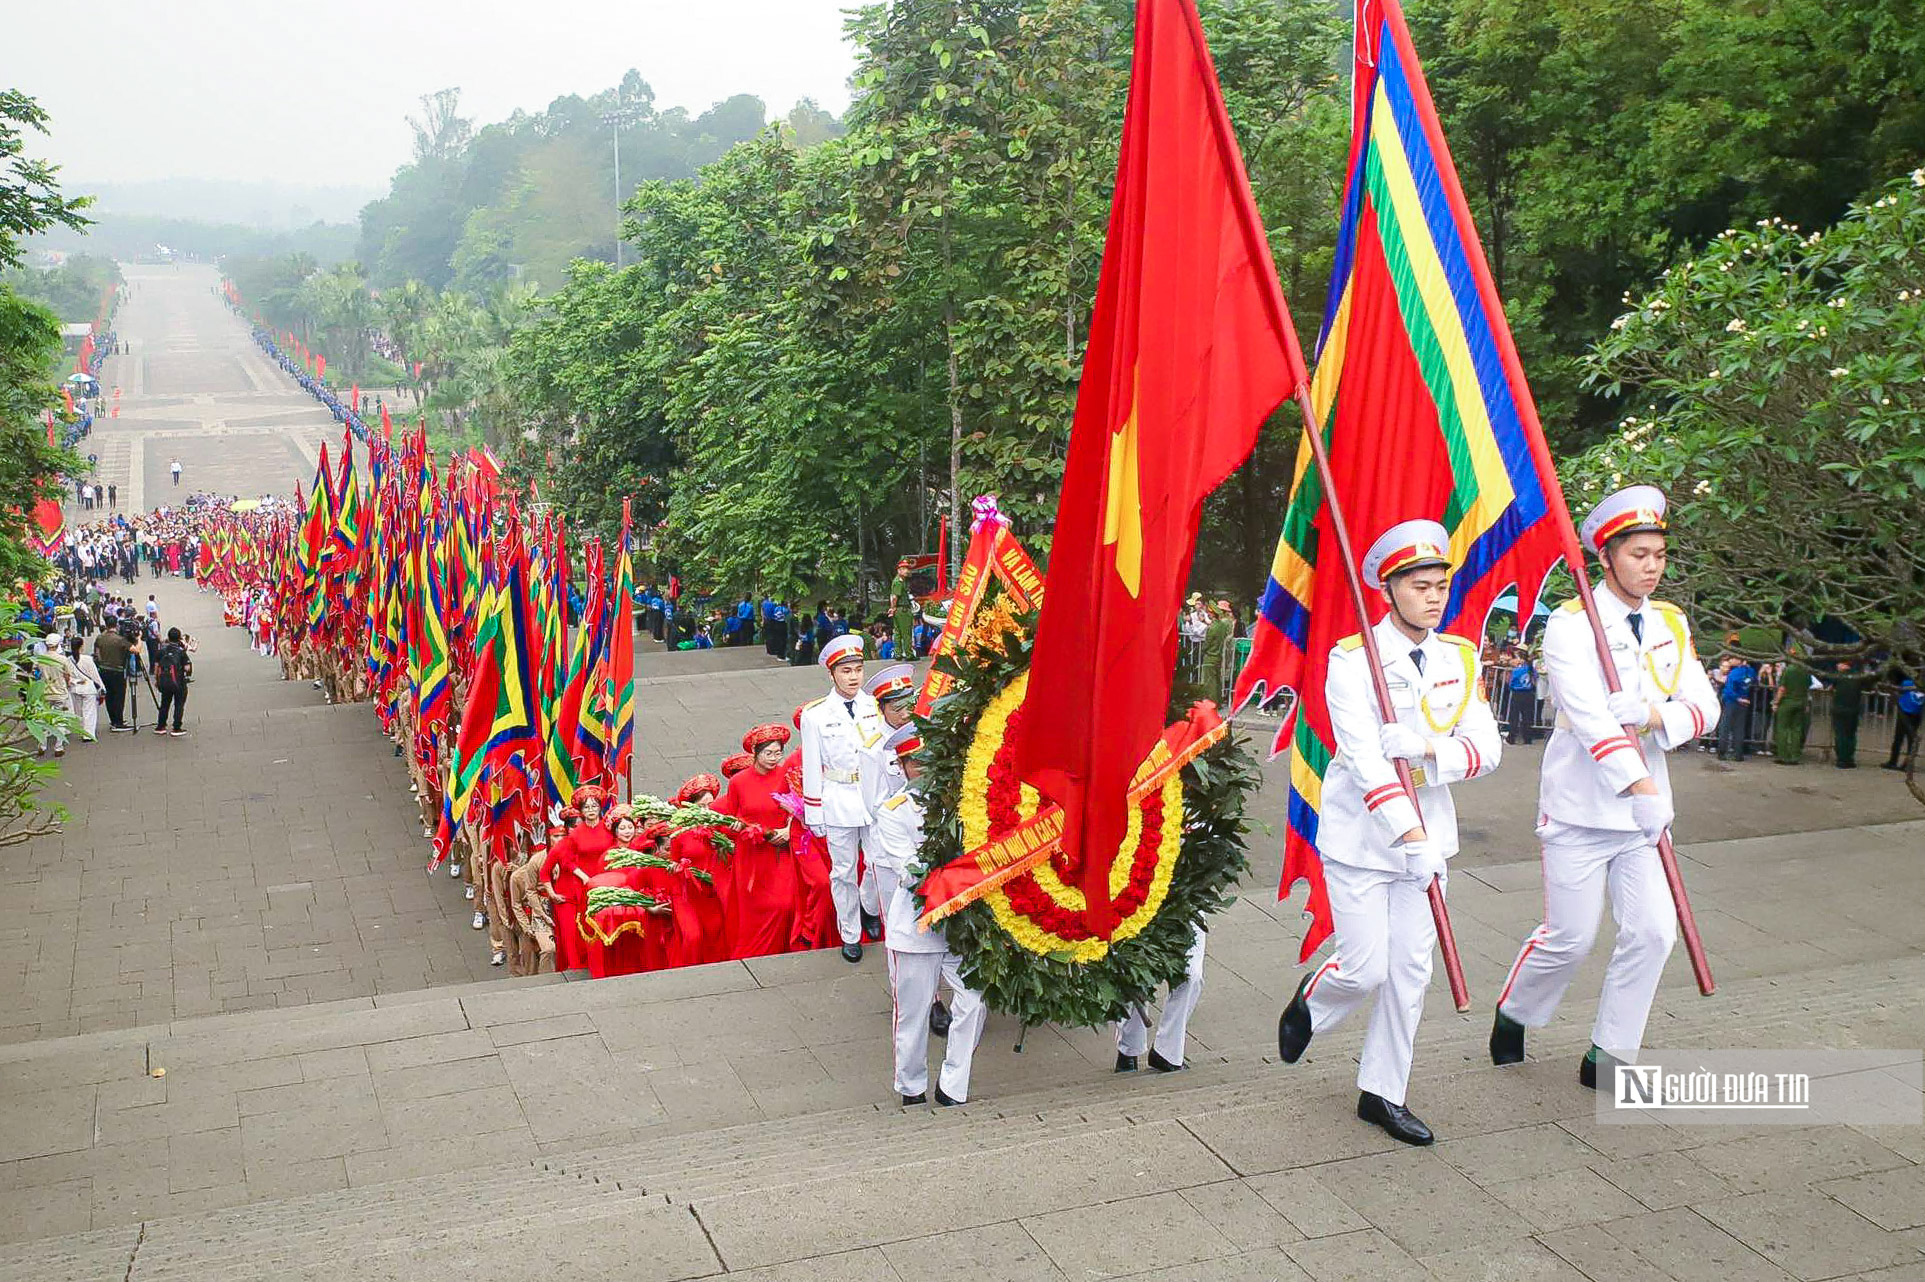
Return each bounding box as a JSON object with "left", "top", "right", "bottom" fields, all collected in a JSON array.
[{"left": 1577, "top": 170, "right": 1925, "bottom": 663}]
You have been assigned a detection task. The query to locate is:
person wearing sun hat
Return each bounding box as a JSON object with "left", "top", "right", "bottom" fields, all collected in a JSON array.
[
  {"left": 876, "top": 722, "right": 986, "bottom": 1106},
  {"left": 1276, "top": 518, "right": 1501, "bottom": 1147},
  {"left": 1490, "top": 485, "right": 1717, "bottom": 1089},
  {"left": 799, "top": 633, "right": 886, "bottom": 961}
]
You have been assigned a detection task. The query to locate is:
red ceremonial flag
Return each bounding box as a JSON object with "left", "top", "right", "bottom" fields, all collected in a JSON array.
[{"left": 1013, "top": 0, "right": 1307, "bottom": 937}]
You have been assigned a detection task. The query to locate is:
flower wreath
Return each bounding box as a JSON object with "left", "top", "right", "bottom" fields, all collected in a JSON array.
[{"left": 912, "top": 587, "right": 1259, "bottom": 1030}]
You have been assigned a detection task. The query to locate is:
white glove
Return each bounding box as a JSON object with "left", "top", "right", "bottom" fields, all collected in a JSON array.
[
  {"left": 1606, "top": 690, "right": 1650, "bottom": 728},
  {"left": 1398, "top": 836, "right": 1447, "bottom": 883},
  {"left": 1378, "top": 722, "right": 1429, "bottom": 762},
  {"left": 1628, "top": 791, "right": 1673, "bottom": 844}
]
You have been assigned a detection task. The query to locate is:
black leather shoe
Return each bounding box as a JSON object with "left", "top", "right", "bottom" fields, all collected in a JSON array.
[
  {"left": 934, "top": 1086, "right": 963, "bottom": 1107},
  {"left": 900, "top": 1092, "right": 926, "bottom": 1105},
  {"left": 841, "top": 942, "right": 863, "bottom": 963},
  {"left": 861, "top": 911, "right": 884, "bottom": 942},
  {"left": 1357, "top": 1091, "right": 1434, "bottom": 1146},
  {"left": 1114, "top": 1052, "right": 1138, "bottom": 1073},
  {"left": 929, "top": 1001, "right": 951, "bottom": 1038},
  {"left": 1490, "top": 1010, "right": 1526, "bottom": 1065},
  {"left": 1579, "top": 1046, "right": 1624, "bottom": 1091},
  {"left": 1278, "top": 975, "right": 1313, "bottom": 1063},
  {"left": 1147, "top": 1048, "right": 1187, "bottom": 1073}
]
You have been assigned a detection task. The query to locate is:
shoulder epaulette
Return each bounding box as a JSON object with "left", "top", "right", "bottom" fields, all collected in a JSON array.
[
  {"left": 1337, "top": 633, "right": 1365, "bottom": 652},
  {"left": 801, "top": 696, "right": 827, "bottom": 713},
  {"left": 1556, "top": 599, "right": 1586, "bottom": 615},
  {"left": 1649, "top": 599, "right": 1684, "bottom": 615},
  {"left": 881, "top": 793, "right": 910, "bottom": 811},
  {"left": 1436, "top": 632, "right": 1477, "bottom": 649}
]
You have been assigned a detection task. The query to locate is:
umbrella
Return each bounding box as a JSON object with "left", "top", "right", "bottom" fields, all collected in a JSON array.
[{"left": 1491, "top": 590, "right": 1551, "bottom": 619}]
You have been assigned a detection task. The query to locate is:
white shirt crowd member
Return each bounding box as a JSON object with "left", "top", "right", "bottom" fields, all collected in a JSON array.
[
  {"left": 799, "top": 634, "right": 885, "bottom": 957},
  {"left": 1492, "top": 485, "right": 1719, "bottom": 1085},
  {"left": 1278, "top": 519, "right": 1501, "bottom": 1148}
]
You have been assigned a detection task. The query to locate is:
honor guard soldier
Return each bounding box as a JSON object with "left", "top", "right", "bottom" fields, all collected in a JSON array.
[
  {"left": 875, "top": 724, "right": 986, "bottom": 1105},
  {"left": 862, "top": 661, "right": 951, "bottom": 1037},
  {"left": 801, "top": 633, "right": 886, "bottom": 961},
  {"left": 1491, "top": 486, "right": 1717, "bottom": 1086},
  {"left": 1277, "top": 520, "right": 1501, "bottom": 1145},
  {"left": 1115, "top": 924, "right": 1205, "bottom": 1074}
]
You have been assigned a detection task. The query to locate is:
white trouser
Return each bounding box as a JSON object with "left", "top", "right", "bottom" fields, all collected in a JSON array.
[
  {"left": 71, "top": 691, "right": 98, "bottom": 740},
  {"left": 1117, "top": 926, "right": 1206, "bottom": 1065},
  {"left": 889, "top": 949, "right": 987, "bottom": 1100},
  {"left": 1497, "top": 820, "right": 1677, "bottom": 1056},
  {"left": 1303, "top": 859, "right": 1439, "bottom": 1105},
  {"left": 825, "top": 824, "right": 880, "bottom": 945}
]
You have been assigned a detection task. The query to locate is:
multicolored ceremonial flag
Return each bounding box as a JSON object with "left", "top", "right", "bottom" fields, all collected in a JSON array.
[
  {"left": 604, "top": 500, "right": 637, "bottom": 795},
  {"left": 1012, "top": 0, "right": 1305, "bottom": 938},
  {"left": 1234, "top": 0, "right": 1569, "bottom": 960}
]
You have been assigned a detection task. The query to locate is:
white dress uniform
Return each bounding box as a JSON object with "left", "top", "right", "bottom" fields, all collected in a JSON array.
[
  {"left": 858, "top": 663, "right": 914, "bottom": 907},
  {"left": 1496, "top": 493, "right": 1717, "bottom": 1057},
  {"left": 1306, "top": 611, "right": 1500, "bottom": 1104},
  {"left": 1116, "top": 925, "right": 1206, "bottom": 1067},
  {"left": 800, "top": 637, "right": 886, "bottom": 946},
  {"left": 877, "top": 789, "right": 987, "bottom": 1102}
]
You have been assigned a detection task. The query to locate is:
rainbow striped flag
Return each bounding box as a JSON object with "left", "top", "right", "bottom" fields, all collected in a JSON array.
[{"left": 1234, "top": 0, "right": 1569, "bottom": 960}]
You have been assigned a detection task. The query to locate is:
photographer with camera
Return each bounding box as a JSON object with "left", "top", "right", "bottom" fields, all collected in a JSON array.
[
  {"left": 94, "top": 615, "right": 136, "bottom": 733},
  {"left": 153, "top": 627, "right": 192, "bottom": 737}
]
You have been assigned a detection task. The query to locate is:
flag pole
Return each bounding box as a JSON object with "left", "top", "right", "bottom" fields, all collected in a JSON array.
[{"left": 1287, "top": 382, "right": 1471, "bottom": 1012}]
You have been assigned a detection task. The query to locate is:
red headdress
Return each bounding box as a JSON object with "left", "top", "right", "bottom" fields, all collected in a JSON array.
[
  {"left": 674, "top": 774, "right": 722, "bottom": 805},
  {"left": 573, "top": 783, "right": 610, "bottom": 809},
  {"left": 743, "top": 723, "right": 791, "bottom": 753},
  {"left": 720, "top": 752, "right": 753, "bottom": 779},
  {"left": 791, "top": 703, "right": 808, "bottom": 730},
  {"left": 639, "top": 819, "right": 673, "bottom": 846}
]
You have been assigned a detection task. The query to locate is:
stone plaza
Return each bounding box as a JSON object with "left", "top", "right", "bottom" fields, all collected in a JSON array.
[{"left": 0, "top": 265, "right": 1920, "bottom": 1280}]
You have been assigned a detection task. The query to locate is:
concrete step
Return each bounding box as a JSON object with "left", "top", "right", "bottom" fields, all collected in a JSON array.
[{"left": 3, "top": 950, "right": 1918, "bottom": 1281}]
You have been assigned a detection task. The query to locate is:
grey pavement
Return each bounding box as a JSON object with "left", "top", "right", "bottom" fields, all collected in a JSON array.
[{"left": 1, "top": 263, "right": 1920, "bottom": 1278}]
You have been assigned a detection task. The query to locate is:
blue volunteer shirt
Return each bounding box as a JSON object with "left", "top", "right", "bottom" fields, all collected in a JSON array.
[{"left": 1721, "top": 663, "right": 1755, "bottom": 705}]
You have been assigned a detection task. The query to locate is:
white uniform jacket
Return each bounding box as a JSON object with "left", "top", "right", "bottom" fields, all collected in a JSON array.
[
  {"left": 877, "top": 793, "right": 946, "bottom": 954},
  {"left": 1319, "top": 615, "right": 1501, "bottom": 873},
  {"left": 868, "top": 790, "right": 922, "bottom": 876},
  {"left": 1538, "top": 590, "right": 1717, "bottom": 832},
  {"left": 800, "top": 691, "right": 886, "bottom": 829},
  {"left": 858, "top": 737, "right": 907, "bottom": 820}
]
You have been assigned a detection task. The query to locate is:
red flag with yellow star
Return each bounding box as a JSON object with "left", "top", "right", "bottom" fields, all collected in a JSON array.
[{"left": 1014, "top": 0, "right": 1305, "bottom": 937}]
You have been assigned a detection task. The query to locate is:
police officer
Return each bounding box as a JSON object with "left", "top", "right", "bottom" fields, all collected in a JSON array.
[
  {"left": 1491, "top": 486, "right": 1718, "bottom": 1087},
  {"left": 1277, "top": 520, "right": 1500, "bottom": 1145},
  {"left": 800, "top": 634, "right": 886, "bottom": 960},
  {"left": 874, "top": 723, "right": 986, "bottom": 1105}
]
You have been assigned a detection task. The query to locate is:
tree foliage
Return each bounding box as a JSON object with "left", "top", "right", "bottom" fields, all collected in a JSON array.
[{"left": 1576, "top": 170, "right": 1925, "bottom": 663}]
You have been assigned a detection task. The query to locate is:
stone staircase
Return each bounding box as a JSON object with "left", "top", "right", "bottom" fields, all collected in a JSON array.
[{"left": 2, "top": 952, "right": 1918, "bottom": 1281}]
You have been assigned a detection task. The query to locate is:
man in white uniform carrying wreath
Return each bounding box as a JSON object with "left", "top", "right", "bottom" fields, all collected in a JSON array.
[
  {"left": 1491, "top": 485, "right": 1718, "bottom": 1087},
  {"left": 1277, "top": 520, "right": 1501, "bottom": 1146},
  {"left": 800, "top": 634, "right": 886, "bottom": 962}
]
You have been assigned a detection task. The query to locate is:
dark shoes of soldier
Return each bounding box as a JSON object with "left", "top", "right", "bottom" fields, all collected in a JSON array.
[
  {"left": 934, "top": 1085, "right": 963, "bottom": 1107},
  {"left": 1490, "top": 1010, "right": 1527, "bottom": 1065},
  {"left": 841, "top": 942, "right": 863, "bottom": 963},
  {"left": 1147, "top": 1048, "right": 1187, "bottom": 1073},
  {"left": 1579, "top": 1045, "right": 1625, "bottom": 1091},
  {"left": 1357, "top": 1091, "right": 1434, "bottom": 1146},
  {"left": 929, "top": 1000, "right": 951, "bottom": 1038},
  {"left": 861, "top": 911, "right": 884, "bottom": 942},
  {"left": 900, "top": 1092, "right": 927, "bottom": 1105},
  {"left": 1114, "top": 1052, "right": 1139, "bottom": 1073},
  {"left": 1278, "top": 975, "right": 1314, "bottom": 1063}
]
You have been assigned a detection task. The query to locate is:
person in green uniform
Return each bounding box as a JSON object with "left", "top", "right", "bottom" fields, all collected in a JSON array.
[
  {"left": 1828, "top": 660, "right": 1866, "bottom": 768},
  {"left": 891, "top": 562, "right": 917, "bottom": 661},
  {"left": 1773, "top": 646, "right": 1811, "bottom": 764},
  {"left": 1199, "top": 600, "right": 1234, "bottom": 701}
]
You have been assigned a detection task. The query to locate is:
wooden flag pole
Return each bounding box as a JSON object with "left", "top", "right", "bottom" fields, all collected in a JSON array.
[{"left": 1288, "top": 383, "right": 1471, "bottom": 1013}]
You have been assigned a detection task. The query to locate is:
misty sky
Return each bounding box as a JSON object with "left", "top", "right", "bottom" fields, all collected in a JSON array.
[{"left": 8, "top": 0, "right": 857, "bottom": 191}]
